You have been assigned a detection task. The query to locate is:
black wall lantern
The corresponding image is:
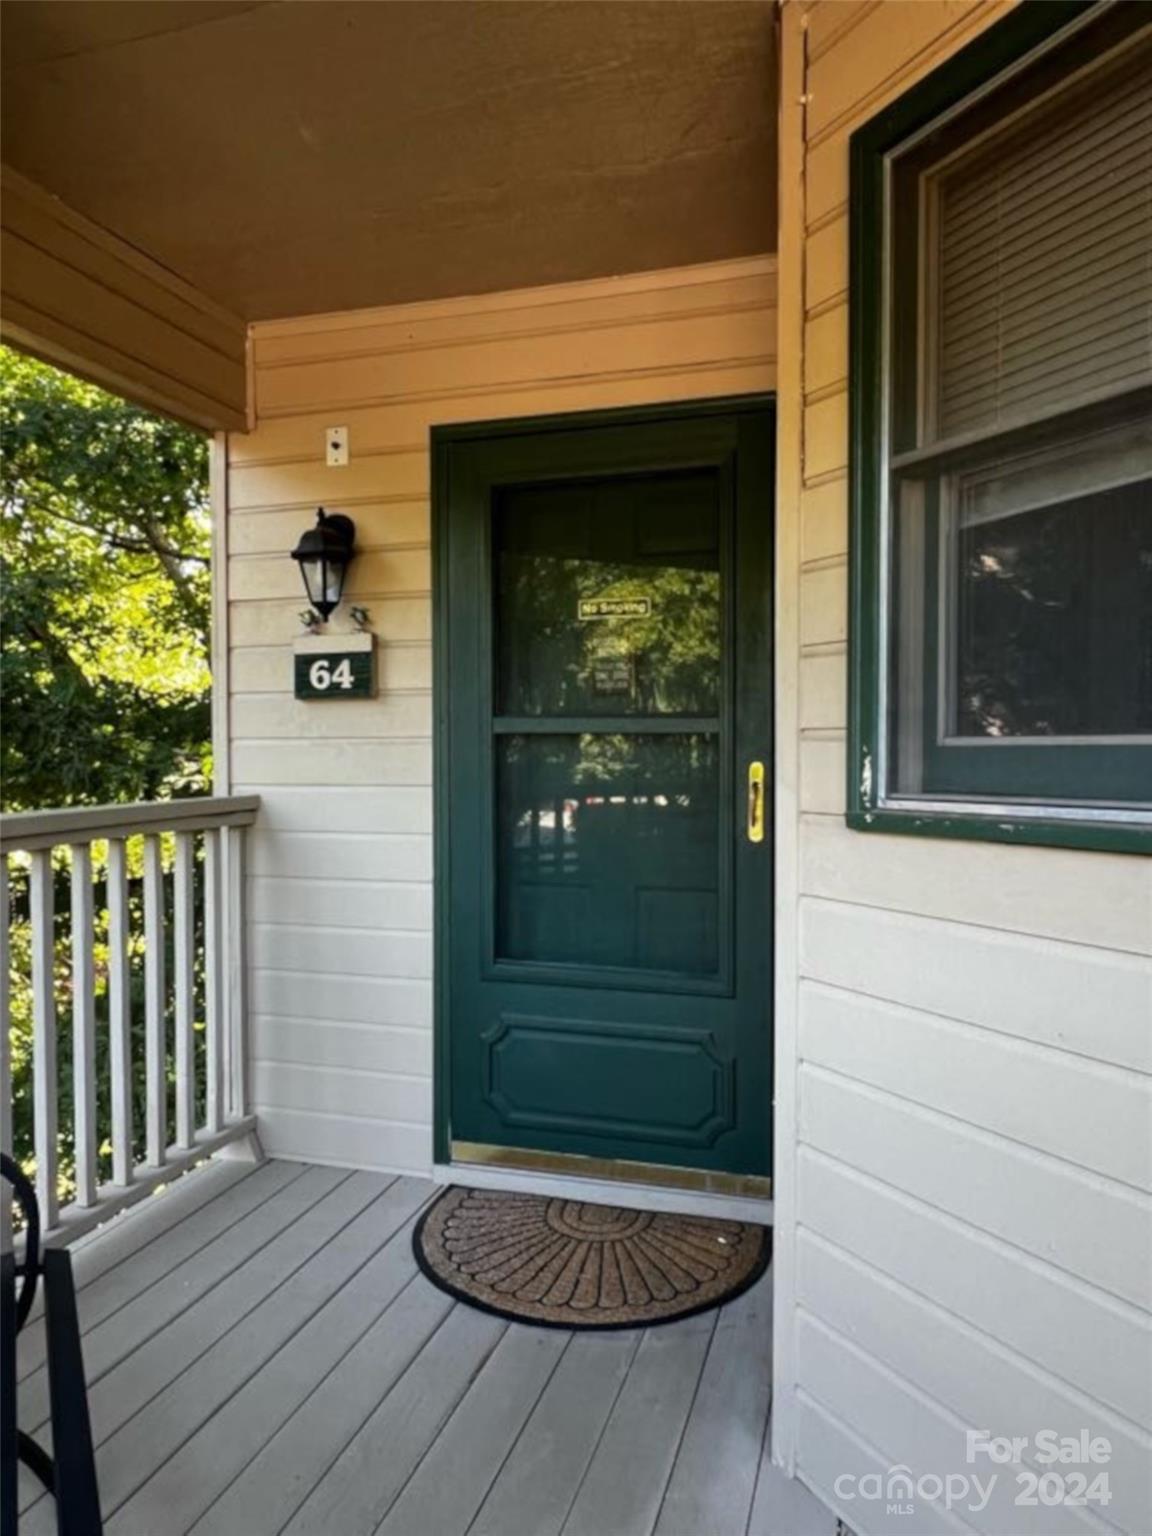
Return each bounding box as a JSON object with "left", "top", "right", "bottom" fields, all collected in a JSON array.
[{"left": 291, "top": 509, "right": 356, "bottom": 621}]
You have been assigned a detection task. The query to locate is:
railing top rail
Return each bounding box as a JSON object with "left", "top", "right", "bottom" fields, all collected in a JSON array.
[{"left": 0, "top": 795, "right": 260, "bottom": 854}]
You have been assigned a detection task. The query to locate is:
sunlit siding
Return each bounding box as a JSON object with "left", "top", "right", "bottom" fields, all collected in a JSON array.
[
  {"left": 773, "top": 5, "right": 1152, "bottom": 1532},
  {"left": 224, "top": 257, "right": 777, "bottom": 1174}
]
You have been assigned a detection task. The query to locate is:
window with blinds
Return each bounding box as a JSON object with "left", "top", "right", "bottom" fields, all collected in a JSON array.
[
  {"left": 929, "top": 41, "right": 1152, "bottom": 441},
  {"left": 852, "top": 7, "right": 1152, "bottom": 837}
]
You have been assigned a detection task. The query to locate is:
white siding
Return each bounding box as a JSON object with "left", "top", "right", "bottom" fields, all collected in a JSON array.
[
  {"left": 774, "top": 5, "right": 1152, "bottom": 1532},
  {"left": 226, "top": 257, "right": 777, "bottom": 1174}
]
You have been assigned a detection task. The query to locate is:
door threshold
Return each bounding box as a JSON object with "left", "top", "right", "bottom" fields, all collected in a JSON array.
[{"left": 433, "top": 1160, "right": 774, "bottom": 1225}]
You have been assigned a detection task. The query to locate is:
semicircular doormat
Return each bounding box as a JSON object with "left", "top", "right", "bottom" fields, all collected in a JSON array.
[{"left": 413, "top": 1186, "right": 770, "bottom": 1329}]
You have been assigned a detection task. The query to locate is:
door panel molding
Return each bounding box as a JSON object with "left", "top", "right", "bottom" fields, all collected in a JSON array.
[{"left": 482, "top": 1012, "right": 736, "bottom": 1146}]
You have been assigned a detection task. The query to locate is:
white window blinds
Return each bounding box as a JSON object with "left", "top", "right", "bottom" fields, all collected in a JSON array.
[{"left": 932, "top": 41, "right": 1152, "bottom": 440}]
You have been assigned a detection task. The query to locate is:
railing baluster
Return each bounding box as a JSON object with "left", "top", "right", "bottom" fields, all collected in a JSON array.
[
  {"left": 1, "top": 796, "right": 258, "bottom": 1242},
  {"left": 173, "top": 831, "right": 195, "bottom": 1150},
  {"left": 69, "top": 845, "right": 97, "bottom": 1206},
  {"left": 142, "top": 834, "right": 167, "bottom": 1167},
  {"left": 107, "top": 838, "right": 133, "bottom": 1186},
  {"left": 203, "top": 830, "right": 223, "bottom": 1134},
  {"left": 224, "top": 825, "right": 249, "bottom": 1122},
  {"left": 29, "top": 849, "right": 59, "bottom": 1228}
]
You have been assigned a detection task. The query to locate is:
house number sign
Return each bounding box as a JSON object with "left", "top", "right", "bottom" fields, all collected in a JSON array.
[{"left": 293, "top": 632, "right": 376, "bottom": 699}]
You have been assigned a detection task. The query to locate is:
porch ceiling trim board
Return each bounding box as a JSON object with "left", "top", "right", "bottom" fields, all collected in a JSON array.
[
  {"left": 249, "top": 256, "right": 778, "bottom": 345},
  {"left": 246, "top": 258, "right": 778, "bottom": 423},
  {"left": 0, "top": 165, "right": 248, "bottom": 433}
]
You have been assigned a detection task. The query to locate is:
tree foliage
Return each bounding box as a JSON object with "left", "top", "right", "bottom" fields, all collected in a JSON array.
[
  {"left": 1, "top": 346, "right": 212, "bottom": 810},
  {"left": 2, "top": 347, "right": 213, "bottom": 1198}
]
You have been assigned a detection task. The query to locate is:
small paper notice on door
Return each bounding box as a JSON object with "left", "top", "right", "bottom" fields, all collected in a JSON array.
[
  {"left": 592, "top": 658, "right": 634, "bottom": 695},
  {"left": 577, "top": 596, "right": 652, "bottom": 620}
]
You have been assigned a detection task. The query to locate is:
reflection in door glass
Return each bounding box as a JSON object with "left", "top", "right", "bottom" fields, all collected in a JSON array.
[
  {"left": 496, "top": 733, "right": 720, "bottom": 975},
  {"left": 496, "top": 470, "right": 721, "bottom": 717}
]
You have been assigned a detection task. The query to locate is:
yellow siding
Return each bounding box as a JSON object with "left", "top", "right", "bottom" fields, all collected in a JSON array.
[
  {"left": 225, "top": 256, "right": 776, "bottom": 1172},
  {"left": 775, "top": 4, "right": 1152, "bottom": 1528},
  {"left": 0, "top": 167, "right": 247, "bottom": 433}
]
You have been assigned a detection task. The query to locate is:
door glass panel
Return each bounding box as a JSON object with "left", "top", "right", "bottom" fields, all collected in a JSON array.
[
  {"left": 496, "top": 733, "right": 720, "bottom": 975},
  {"left": 496, "top": 470, "right": 721, "bottom": 717}
]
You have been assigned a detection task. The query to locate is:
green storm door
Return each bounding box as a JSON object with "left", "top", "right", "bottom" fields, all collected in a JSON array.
[{"left": 437, "top": 402, "right": 773, "bottom": 1181}]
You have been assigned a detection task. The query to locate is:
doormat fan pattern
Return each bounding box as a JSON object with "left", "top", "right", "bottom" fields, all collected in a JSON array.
[{"left": 413, "top": 1186, "right": 770, "bottom": 1328}]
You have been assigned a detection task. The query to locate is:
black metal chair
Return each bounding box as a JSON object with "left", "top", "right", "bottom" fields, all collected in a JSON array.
[{"left": 1, "top": 1154, "right": 102, "bottom": 1536}]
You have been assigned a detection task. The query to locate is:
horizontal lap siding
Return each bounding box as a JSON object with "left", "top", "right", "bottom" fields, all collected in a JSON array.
[
  {"left": 228, "top": 257, "right": 777, "bottom": 1175},
  {"left": 779, "top": 4, "right": 1152, "bottom": 1531}
]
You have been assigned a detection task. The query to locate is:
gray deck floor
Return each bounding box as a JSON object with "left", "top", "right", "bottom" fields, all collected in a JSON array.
[{"left": 15, "top": 1156, "right": 836, "bottom": 1536}]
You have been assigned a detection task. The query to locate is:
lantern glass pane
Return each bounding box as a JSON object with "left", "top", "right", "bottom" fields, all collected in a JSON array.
[
  {"left": 323, "top": 560, "right": 344, "bottom": 607},
  {"left": 300, "top": 559, "right": 323, "bottom": 608}
]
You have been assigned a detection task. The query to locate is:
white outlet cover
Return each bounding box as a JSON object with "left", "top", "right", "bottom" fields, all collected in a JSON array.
[{"left": 326, "top": 425, "right": 349, "bottom": 466}]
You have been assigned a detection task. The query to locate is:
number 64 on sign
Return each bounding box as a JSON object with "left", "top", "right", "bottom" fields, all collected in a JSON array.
[{"left": 293, "top": 633, "right": 376, "bottom": 700}]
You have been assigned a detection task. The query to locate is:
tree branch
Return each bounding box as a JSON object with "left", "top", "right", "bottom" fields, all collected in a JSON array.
[{"left": 8, "top": 498, "right": 208, "bottom": 564}]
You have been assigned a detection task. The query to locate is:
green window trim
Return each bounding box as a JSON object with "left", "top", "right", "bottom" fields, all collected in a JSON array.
[{"left": 847, "top": 0, "right": 1152, "bottom": 857}]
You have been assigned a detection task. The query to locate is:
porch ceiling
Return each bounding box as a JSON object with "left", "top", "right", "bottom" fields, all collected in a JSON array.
[{"left": 0, "top": 0, "right": 777, "bottom": 323}]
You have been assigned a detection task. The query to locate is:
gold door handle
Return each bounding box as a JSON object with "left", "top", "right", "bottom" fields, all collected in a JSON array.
[{"left": 747, "top": 761, "right": 765, "bottom": 843}]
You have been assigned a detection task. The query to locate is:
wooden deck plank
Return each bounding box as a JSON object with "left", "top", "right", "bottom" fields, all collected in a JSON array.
[
  {"left": 560, "top": 1310, "right": 718, "bottom": 1536},
  {"left": 19, "top": 1158, "right": 267, "bottom": 1343},
  {"left": 18, "top": 1168, "right": 360, "bottom": 1523},
  {"left": 469, "top": 1329, "right": 642, "bottom": 1536},
  {"left": 85, "top": 1172, "right": 393, "bottom": 1520},
  {"left": 19, "top": 1163, "right": 343, "bottom": 1441},
  {"left": 655, "top": 1269, "right": 773, "bottom": 1536},
  {"left": 66, "top": 1158, "right": 259, "bottom": 1260},
  {"left": 746, "top": 1437, "right": 840, "bottom": 1536},
  {"left": 17, "top": 1159, "right": 296, "bottom": 1382},
  {"left": 20, "top": 1170, "right": 390, "bottom": 1534},
  {"left": 107, "top": 1180, "right": 434, "bottom": 1534},
  {"left": 374, "top": 1322, "right": 571, "bottom": 1536},
  {"left": 283, "top": 1298, "right": 508, "bottom": 1536},
  {"left": 13, "top": 1164, "right": 790, "bottom": 1536},
  {"left": 190, "top": 1273, "right": 455, "bottom": 1536}
]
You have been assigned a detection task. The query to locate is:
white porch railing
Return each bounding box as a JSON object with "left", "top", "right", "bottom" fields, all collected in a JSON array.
[{"left": 1, "top": 795, "right": 259, "bottom": 1245}]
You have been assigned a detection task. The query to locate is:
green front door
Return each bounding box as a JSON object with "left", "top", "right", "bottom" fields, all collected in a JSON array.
[{"left": 436, "top": 401, "right": 773, "bottom": 1184}]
